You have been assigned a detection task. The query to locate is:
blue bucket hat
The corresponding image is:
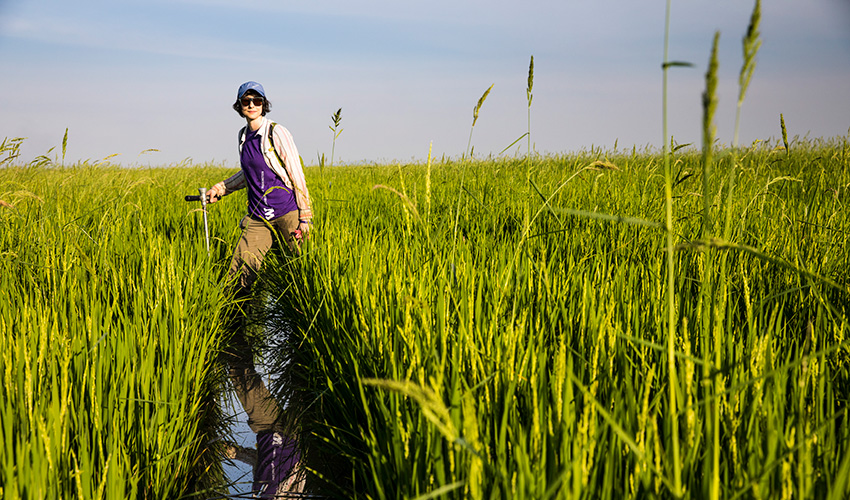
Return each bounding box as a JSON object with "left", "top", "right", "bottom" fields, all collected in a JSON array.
[{"left": 237, "top": 81, "right": 266, "bottom": 100}]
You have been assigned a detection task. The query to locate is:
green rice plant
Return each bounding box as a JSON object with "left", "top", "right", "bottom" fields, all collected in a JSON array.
[
  {"left": 61, "top": 128, "right": 68, "bottom": 165},
  {"left": 711, "top": 8, "right": 760, "bottom": 498},
  {"left": 702, "top": 32, "right": 720, "bottom": 235},
  {"left": 734, "top": 0, "right": 762, "bottom": 149},
  {"left": 330, "top": 108, "right": 343, "bottom": 168},
  {"left": 525, "top": 55, "right": 534, "bottom": 233},
  {"left": 0, "top": 136, "right": 24, "bottom": 167},
  {"left": 453, "top": 85, "right": 494, "bottom": 244},
  {"left": 426, "top": 141, "right": 433, "bottom": 225},
  {"left": 700, "top": 31, "right": 722, "bottom": 500},
  {"left": 661, "top": 1, "right": 684, "bottom": 493},
  {"left": 468, "top": 84, "right": 494, "bottom": 159},
  {"left": 781, "top": 113, "right": 790, "bottom": 154}
]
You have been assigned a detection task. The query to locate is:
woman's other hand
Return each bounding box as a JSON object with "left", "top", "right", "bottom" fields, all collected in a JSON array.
[
  {"left": 207, "top": 182, "right": 226, "bottom": 203},
  {"left": 296, "top": 221, "right": 311, "bottom": 240}
]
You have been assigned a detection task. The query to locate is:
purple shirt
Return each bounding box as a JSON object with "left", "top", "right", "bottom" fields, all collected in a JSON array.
[{"left": 241, "top": 128, "right": 298, "bottom": 220}]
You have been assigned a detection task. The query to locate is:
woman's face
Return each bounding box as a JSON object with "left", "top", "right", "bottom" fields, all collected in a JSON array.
[{"left": 240, "top": 93, "right": 264, "bottom": 120}]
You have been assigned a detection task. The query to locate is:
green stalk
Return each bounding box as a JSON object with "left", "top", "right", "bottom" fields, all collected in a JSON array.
[
  {"left": 701, "top": 31, "right": 721, "bottom": 500},
  {"left": 714, "top": 25, "right": 762, "bottom": 496},
  {"left": 525, "top": 56, "right": 534, "bottom": 234},
  {"left": 426, "top": 141, "right": 433, "bottom": 227},
  {"left": 714, "top": 12, "right": 759, "bottom": 495},
  {"left": 454, "top": 85, "right": 493, "bottom": 244},
  {"left": 661, "top": 1, "right": 682, "bottom": 495}
]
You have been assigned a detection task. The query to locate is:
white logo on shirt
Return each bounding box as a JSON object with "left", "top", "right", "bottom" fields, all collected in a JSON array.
[{"left": 264, "top": 208, "right": 275, "bottom": 219}]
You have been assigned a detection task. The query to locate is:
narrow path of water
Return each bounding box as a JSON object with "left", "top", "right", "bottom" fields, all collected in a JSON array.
[{"left": 221, "top": 391, "right": 255, "bottom": 498}]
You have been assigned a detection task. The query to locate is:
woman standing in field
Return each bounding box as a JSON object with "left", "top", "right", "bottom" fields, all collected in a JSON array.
[{"left": 205, "top": 81, "right": 311, "bottom": 497}]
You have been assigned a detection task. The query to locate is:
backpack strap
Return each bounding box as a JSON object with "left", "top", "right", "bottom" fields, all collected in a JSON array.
[
  {"left": 268, "top": 122, "right": 286, "bottom": 169},
  {"left": 267, "top": 122, "right": 298, "bottom": 193}
]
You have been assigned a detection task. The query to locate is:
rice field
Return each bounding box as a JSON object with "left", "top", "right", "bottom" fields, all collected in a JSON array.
[
  {"left": 2, "top": 121, "right": 850, "bottom": 500},
  {"left": 259, "top": 135, "right": 849, "bottom": 499},
  {"left": 0, "top": 160, "right": 244, "bottom": 498},
  {"left": 2, "top": 3, "right": 850, "bottom": 497}
]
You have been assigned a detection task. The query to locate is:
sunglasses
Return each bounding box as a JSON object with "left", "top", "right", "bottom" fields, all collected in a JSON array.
[{"left": 240, "top": 97, "right": 264, "bottom": 107}]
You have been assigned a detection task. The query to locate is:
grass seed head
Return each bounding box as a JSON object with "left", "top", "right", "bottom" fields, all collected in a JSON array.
[
  {"left": 739, "top": 0, "right": 762, "bottom": 100},
  {"left": 780, "top": 113, "right": 790, "bottom": 154},
  {"left": 331, "top": 108, "right": 342, "bottom": 128},
  {"left": 472, "top": 84, "right": 494, "bottom": 128}
]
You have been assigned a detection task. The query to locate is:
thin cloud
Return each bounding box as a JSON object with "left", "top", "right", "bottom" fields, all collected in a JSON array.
[{"left": 0, "top": 13, "right": 283, "bottom": 65}]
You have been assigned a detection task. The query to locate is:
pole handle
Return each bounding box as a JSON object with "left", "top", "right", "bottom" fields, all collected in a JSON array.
[{"left": 185, "top": 194, "right": 211, "bottom": 202}]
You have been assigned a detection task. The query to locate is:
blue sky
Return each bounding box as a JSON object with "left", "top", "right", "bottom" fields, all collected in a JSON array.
[{"left": 1, "top": 0, "right": 849, "bottom": 167}]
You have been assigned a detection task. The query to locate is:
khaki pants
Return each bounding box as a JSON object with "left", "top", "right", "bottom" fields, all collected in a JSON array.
[
  {"left": 229, "top": 211, "right": 301, "bottom": 290},
  {"left": 225, "top": 210, "right": 299, "bottom": 434}
]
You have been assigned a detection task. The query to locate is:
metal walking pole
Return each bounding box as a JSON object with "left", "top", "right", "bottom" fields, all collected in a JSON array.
[
  {"left": 199, "top": 187, "right": 210, "bottom": 255},
  {"left": 185, "top": 187, "right": 210, "bottom": 255}
]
